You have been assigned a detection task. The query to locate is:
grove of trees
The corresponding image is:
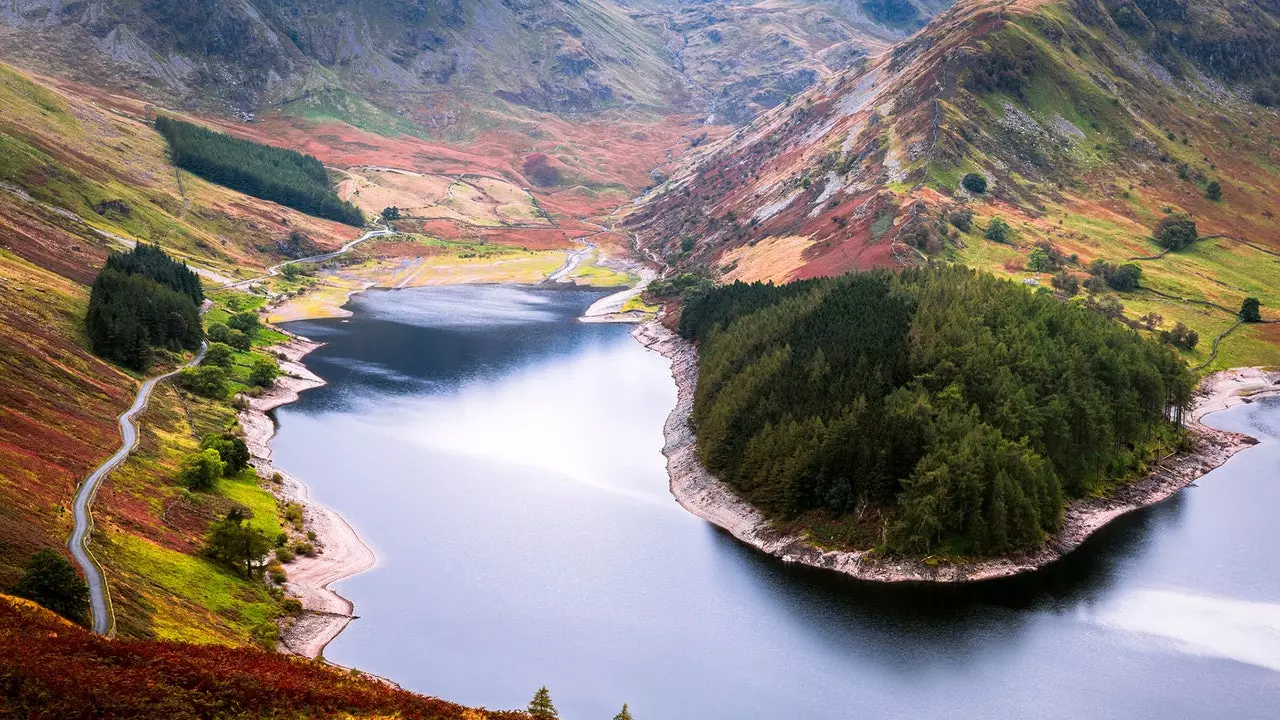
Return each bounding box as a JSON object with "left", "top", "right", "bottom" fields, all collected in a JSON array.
[
  {"left": 679, "top": 266, "right": 1195, "bottom": 557},
  {"left": 86, "top": 245, "right": 204, "bottom": 370},
  {"left": 155, "top": 116, "right": 363, "bottom": 226},
  {"left": 10, "top": 550, "right": 90, "bottom": 625}
]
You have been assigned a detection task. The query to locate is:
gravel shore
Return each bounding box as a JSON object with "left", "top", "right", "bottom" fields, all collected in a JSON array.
[
  {"left": 239, "top": 335, "right": 376, "bottom": 658},
  {"left": 636, "top": 319, "right": 1277, "bottom": 583}
]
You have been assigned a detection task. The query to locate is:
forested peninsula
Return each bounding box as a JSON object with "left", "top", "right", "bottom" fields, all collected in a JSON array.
[{"left": 673, "top": 266, "right": 1198, "bottom": 559}]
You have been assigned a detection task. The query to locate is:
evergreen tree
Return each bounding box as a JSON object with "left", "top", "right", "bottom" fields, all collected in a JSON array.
[
  {"left": 527, "top": 686, "right": 558, "bottom": 719},
  {"left": 613, "top": 704, "right": 634, "bottom": 720},
  {"left": 1206, "top": 180, "right": 1222, "bottom": 201},
  {"left": 962, "top": 173, "right": 988, "bottom": 194},
  {"left": 10, "top": 549, "right": 90, "bottom": 625},
  {"left": 985, "top": 217, "right": 1011, "bottom": 243}
]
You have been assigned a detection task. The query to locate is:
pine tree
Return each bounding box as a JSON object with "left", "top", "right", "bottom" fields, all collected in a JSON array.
[
  {"left": 528, "top": 686, "right": 558, "bottom": 719},
  {"left": 613, "top": 704, "right": 634, "bottom": 720}
]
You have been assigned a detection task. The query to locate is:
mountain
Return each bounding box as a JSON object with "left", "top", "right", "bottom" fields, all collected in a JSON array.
[
  {"left": 0, "top": 0, "right": 952, "bottom": 121},
  {"left": 626, "top": 0, "right": 1280, "bottom": 369}
]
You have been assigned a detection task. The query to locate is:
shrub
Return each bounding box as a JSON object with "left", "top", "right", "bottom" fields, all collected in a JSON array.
[
  {"left": 962, "top": 173, "right": 988, "bottom": 194},
  {"left": 1154, "top": 216, "right": 1198, "bottom": 251},
  {"left": 281, "top": 597, "right": 304, "bottom": 614},
  {"left": 380, "top": 206, "right": 401, "bottom": 221},
  {"left": 1205, "top": 180, "right": 1222, "bottom": 201},
  {"left": 985, "top": 217, "right": 1011, "bottom": 243},
  {"left": 292, "top": 542, "right": 316, "bottom": 558},
  {"left": 1160, "top": 322, "right": 1199, "bottom": 350},
  {"left": 10, "top": 549, "right": 89, "bottom": 625},
  {"left": 948, "top": 208, "right": 974, "bottom": 232},
  {"left": 275, "top": 548, "right": 296, "bottom": 564},
  {"left": 1241, "top": 297, "right": 1262, "bottom": 322},
  {"left": 1052, "top": 271, "right": 1080, "bottom": 296}
]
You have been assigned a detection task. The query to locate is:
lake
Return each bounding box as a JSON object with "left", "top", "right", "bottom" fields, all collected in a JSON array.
[{"left": 274, "top": 284, "right": 1280, "bottom": 720}]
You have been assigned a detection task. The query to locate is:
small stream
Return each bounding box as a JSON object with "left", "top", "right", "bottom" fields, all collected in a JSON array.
[{"left": 273, "top": 284, "right": 1280, "bottom": 720}]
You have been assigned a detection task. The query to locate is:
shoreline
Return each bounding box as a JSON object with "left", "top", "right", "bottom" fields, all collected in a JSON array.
[
  {"left": 239, "top": 334, "right": 376, "bottom": 659},
  {"left": 636, "top": 319, "right": 1277, "bottom": 584}
]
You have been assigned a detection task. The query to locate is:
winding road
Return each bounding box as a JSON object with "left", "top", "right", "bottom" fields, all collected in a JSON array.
[
  {"left": 219, "top": 224, "right": 393, "bottom": 290},
  {"left": 68, "top": 341, "right": 208, "bottom": 635}
]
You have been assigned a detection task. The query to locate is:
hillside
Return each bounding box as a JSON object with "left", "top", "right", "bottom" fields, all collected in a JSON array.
[
  {"left": 0, "top": 593, "right": 524, "bottom": 719},
  {"left": 627, "top": 0, "right": 1280, "bottom": 370}
]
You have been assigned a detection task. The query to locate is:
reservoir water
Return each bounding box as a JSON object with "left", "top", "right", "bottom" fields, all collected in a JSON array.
[{"left": 274, "top": 285, "right": 1280, "bottom": 720}]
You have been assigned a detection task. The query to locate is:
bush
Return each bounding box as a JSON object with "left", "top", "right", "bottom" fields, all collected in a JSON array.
[
  {"left": 274, "top": 548, "right": 296, "bottom": 564},
  {"left": 292, "top": 542, "right": 316, "bottom": 558},
  {"left": 1160, "top": 322, "right": 1199, "bottom": 350},
  {"left": 1154, "top": 216, "right": 1198, "bottom": 251},
  {"left": 1088, "top": 259, "right": 1142, "bottom": 291},
  {"left": 179, "top": 448, "right": 225, "bottom": 491},
  {"left": 380, "top": 206, "right": 401, "bottom": 221},
  {"left": 204, "top": 342, "right": 234, "bottom": 368},
  {"left": 985, "top": 217, "right": 1011, "bottom": 243},
  {"left": 962, "top": 173, "right": 988, "bottom": 194},
  {"left": 1052, "top": 271, "right": 1080, "bottom": 296},
  {"left": 1205, "top": 180, "right": 1222, "bottom": 201},
  {"left": 1241, "top": 297, "right": 1262, "bottom": 322},
  {"left": 10, "top": 549, "right": 89, "bottom": 625},
  {"left": 281, "top": 597, "right": 304, "bottom": 614},
  {"left": 948, "top": 208, "right": 974, "bottom": 232}
]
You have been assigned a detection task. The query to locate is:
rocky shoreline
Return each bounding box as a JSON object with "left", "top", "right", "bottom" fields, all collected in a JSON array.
[
  {"left": 239, "top": 335, "right": 376, "bottom": 658},
  {"left": 635, "top": 319, "right": 1276, "bottom": 584}
]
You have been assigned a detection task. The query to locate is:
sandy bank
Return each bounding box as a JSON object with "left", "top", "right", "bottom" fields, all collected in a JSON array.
[
  {"left": 636, "top": 320, "right": 1278, "bottom": 583},
  {"left": 239, "top": 335, "right": 376, "bottom": 658}
]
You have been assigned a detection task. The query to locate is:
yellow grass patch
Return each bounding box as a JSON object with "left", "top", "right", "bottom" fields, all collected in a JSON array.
[{"left": 719, "top": 235, "right": 816, "bottom": 284}]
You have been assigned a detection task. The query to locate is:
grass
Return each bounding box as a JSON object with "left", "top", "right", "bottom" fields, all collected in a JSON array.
[{"left": 565, "top": 251, "right": 639, "bottom": 287}]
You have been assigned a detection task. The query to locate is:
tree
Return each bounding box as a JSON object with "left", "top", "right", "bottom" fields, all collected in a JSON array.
[
  {"left": 250, "top": 356, "right": 280, "bottom": 387},
  {"left": 613, "top": 704, "right": 634, "bottom": 720},
  {"left": 204, "top": 508, "right": 273, "bottom": 579},
  {"left": 10, "top": 549, "right": 90, "bottom": 625},
  {"left": 204, "top": 342, "right": 234, "bottom": 367},
  {"left": 207, "top": 322, "right": 233, "bottom": 344},
  {"left": 1241, "top": 297, "right": 1262, "bottom": 323},
  {"left": 227, "top": 311, "right": 260, "bottom": 338},
  {"left": 227, "top": 329, "right": 252, "bottom": 352},
  {"left": 202, "top": 433, "right": 250, "bottom": 475},
  {"left": 962, "top": 173, "right": 988, "bottom": 194},
  {"left": 180, "top": 448, "right": 226, "bottom": 491},
  {"left": 1205, "top": 180, "right": 1222, "bottom": 201},
  {"left": 1154, "top": 216, "right": 1198, "bottom": 251},
  {"left": 985, "top": 217, "right": 1011, "bottom": 243},
  {"left": 527, "top": 686, "right": 558, "bottom": 719},
  {"left": 380, "top": 206, "right": 401, "bottom": 221},
  {"left": 1161, "top": 322, "right": 1199, "bottom": 350},
  {"left": 1028, "top": 247, "right": 1052, "bottom": 273},
  {"left": 176, "top": 366, "right": 228, "bottom": 399},
  {"left": 1051, "top": 271, "right": 1079, "bottom": 296}
]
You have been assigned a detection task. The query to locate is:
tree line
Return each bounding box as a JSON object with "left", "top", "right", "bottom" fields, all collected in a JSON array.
[
  {"left": 155, "top": 116, "right": 363, "bottom": 227},
  {"left": 679, "top": 266, "right": 1195, "bottom": 557},
  {"left": 86, "top": 245, "right": 204, "bottom": 370}
]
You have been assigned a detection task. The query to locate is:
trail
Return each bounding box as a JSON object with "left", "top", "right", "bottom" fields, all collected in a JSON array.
[
  {"left": 219, "top": 223, "right": 393, "bottom": 290},
  {"left": 68, "top": 341, "right": 208, "bottom": 635}
]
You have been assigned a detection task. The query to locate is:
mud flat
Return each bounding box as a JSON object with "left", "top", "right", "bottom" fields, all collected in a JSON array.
[
  {"left": 239, "top": 335, "right": 376, "bottom": 658},
  {"left": 637, "top": 319, "right": 1278, "bottom": 583}
]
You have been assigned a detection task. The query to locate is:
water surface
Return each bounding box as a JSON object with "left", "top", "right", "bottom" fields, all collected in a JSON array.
[{"left": 275, "top": 285, "right": 1280, "bottom": 720}]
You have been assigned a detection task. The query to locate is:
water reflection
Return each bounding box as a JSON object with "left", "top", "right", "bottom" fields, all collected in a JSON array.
[{"left": 274, "top": 286, "right": 1280, "bottom": 720}]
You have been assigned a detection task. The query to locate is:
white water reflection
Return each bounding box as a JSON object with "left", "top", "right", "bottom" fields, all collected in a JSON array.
[{"left": 1088, "top": 589, "right": 1280, "bottom": 672}]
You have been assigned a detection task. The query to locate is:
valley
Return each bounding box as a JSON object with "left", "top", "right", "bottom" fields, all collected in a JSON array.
[{"left": 0, "top": 0, "right": 1278, "bottom": 717}]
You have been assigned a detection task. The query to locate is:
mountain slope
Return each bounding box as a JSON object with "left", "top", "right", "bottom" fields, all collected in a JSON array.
[{"left": 626, "top": 0, "right": 1280, "bottom": 369}]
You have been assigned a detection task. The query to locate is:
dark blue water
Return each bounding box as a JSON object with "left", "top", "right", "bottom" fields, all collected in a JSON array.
[{"left": 275, "top": 285, "right": 1280, "bottom": 720}]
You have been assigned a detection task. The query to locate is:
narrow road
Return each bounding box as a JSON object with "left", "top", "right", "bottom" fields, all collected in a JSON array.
[
  {"left": 68, "top": 341, "right": 208, "bottom": 635},
  {"left": 219, "top": 224, "right": 392, "bottom": 290}
]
